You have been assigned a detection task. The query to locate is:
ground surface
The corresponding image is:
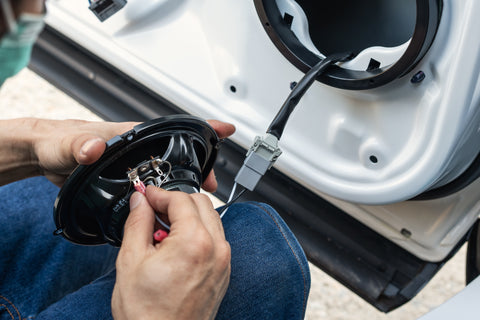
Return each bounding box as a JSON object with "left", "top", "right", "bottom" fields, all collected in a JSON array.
[{"left": 0, "top": 69, "right": 467, "bottom": 320}]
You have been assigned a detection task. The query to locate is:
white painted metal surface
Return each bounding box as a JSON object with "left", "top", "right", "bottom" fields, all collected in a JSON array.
[{"left": 44, "top": 0, "right": 480, "bottom": 261}]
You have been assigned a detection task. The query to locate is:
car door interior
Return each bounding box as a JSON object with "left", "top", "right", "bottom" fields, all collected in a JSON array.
[{"left": 30, "top": 0, "right": 480, "bottom": 313}]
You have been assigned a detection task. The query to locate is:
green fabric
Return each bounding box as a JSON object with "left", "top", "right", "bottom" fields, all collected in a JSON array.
[{"left": 0, "top": 14, "right": 45, "bottom": 85}]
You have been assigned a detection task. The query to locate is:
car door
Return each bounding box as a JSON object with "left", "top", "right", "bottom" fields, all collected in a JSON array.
[{"left": 31, "top": 0, "right": 480, "bottom": 313}]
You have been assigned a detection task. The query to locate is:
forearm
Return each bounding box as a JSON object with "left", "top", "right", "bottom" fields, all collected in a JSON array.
[{"left": 0, "top": 118, "right": 40, "bottom": 186}]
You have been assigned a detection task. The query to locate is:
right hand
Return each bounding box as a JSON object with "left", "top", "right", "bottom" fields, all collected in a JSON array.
[{"left": 111, "top": 186, "right": 231, "bottom": 320}]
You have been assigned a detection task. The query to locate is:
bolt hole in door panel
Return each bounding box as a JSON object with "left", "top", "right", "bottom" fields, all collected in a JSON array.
[{"left": 32, "top": 0, "right": 480, "bottom": 314}]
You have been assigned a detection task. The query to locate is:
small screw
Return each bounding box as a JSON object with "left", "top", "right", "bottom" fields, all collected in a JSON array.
[
  {"left": 411, "top": 71, "right": 426, "bottom": 84},
  {"left": 401, "top": 228, "right": 412, "bottom": 238},
  {"left": 290, "top": 81, "right": 297, "bottom": 90}
]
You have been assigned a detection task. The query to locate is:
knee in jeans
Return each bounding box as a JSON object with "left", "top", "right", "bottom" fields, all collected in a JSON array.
[{"left": 226, "top": 201, "right": 311, "bottom": 288}]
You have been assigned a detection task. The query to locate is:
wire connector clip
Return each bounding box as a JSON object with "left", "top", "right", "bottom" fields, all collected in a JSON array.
[
  {"left": 234, "top": 133, "right": 282, "bottom": 191},
  {"left": 89, "top": 0, "right": 127, "bottom": 22}
]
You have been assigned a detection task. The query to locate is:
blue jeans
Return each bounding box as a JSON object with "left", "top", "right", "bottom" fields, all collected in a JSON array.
[{"left": 0, "top": 177, "right": 310, "bottom": 319}]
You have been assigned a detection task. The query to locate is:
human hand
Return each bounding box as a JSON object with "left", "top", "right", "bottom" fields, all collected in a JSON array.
[
  {"left": 31, "top": 119, "right": 137, "bottom": 186},
  {"left": 111, "top": 186, "right": 231, "bottom": 320},
  {"left": 198, "top": 120, "right": 235, "bottom": 192},
  {"left": 30, "top": 118, "right": 234, "bottom": 188}
]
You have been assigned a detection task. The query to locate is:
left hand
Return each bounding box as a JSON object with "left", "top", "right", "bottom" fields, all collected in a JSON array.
[
  {"left": 32, "top": 118, "right": 137, "bottom": 186},
  {"left": 32, "top": 118, "right": 235, "bottom": 189}
]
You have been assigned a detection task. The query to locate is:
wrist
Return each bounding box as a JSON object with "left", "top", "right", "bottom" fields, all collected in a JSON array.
[{"left": 0, "top": 118, "right": 41, "bottom": 185}]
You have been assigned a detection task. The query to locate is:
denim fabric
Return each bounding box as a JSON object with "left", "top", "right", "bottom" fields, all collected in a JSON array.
[
  {"left": 218, "top": 202, "right": 311, "bottom": 320},
  {"left": 0, "top": 177, "right": 310, "bottom": 320}
]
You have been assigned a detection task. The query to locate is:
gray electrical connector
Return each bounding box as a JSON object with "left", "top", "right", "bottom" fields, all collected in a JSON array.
[
  {"left": 89, "top": 0, "right": 127, "bottom": 22},
  {"left": 235, "top": 133, "right": 282, "bottom": 191}
]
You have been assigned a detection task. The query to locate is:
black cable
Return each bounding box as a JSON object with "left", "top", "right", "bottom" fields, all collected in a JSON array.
[
  {"left": 219, "top": 188, "right": 247, "bottom": 217},
  {"left": 267, "top": 52, "right": 355, "bottom": 140}
]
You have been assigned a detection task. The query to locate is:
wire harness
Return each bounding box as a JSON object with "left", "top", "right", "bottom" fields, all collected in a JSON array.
[
  {"left": 267, "top": 52, "right": 355, "bottom": 140},
  {"left": 233, "top": 53, "right": 354, "bottom": 195}
]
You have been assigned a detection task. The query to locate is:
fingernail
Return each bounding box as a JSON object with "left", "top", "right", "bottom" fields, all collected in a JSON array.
[
  {"left": 130, "top": 192, "right": 144, "bottom": 210},
  {"left": 80, "top": 138, "right": 102, "bottom": 156}
]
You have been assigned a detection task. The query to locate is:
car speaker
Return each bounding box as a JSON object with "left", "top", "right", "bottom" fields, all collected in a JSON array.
[{"left": 53, "top": 115, "right": 219, "bottom": 246}]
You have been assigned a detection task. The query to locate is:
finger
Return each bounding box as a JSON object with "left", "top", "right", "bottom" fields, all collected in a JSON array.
[
  {"left": 98, "top": 122, "right": 138, "bottom": 138},
  {"left": 190, "top": 193, "right": 226, "bottom": 242},
  {"left": 44, "top": 173, "right": 69, "bottom": 188},
  {"left": 72, "top": 136, "right": 106, "bottom": 165},
  {"left": 72, "top": 122, "right": 137, "bottom": 165},
  {"left": 122, "top": 192, "right": 155, "bottom": 253},
  {"left": 201, "top": 169, "right": 217, "bottom": 192},
  {"left": 145, "top": 186, "right": 202, "bottom": 234},
  {"left": 206, "top": 120, "right": 235, "bottom": 139},
  {"left": 91, "top": 122, "right": 138, "bottom": 146}
]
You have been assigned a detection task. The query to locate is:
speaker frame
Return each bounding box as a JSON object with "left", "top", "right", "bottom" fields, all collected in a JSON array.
[{"left": 53, "top": 115, "right": 219, "bottom": 246}]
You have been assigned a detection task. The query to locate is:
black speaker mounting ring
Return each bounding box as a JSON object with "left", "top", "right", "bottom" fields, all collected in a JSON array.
[{"left": 254, "top": 0, "right": 443, "bottom": 90}]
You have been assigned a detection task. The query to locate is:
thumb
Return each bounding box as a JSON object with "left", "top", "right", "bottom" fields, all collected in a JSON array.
[
  {"left": 122, "top": 192, "right": 155, "bottom": 251},
  {"left": 73, "top": 136, "right": 106, "bottom": 165}
]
